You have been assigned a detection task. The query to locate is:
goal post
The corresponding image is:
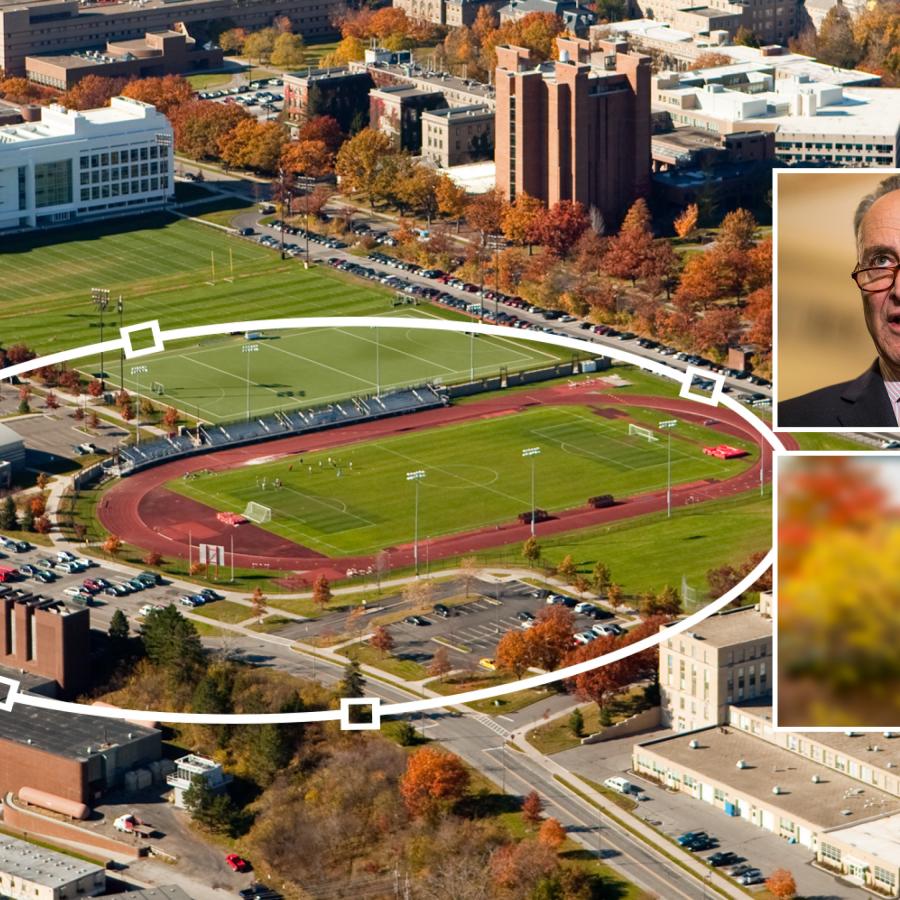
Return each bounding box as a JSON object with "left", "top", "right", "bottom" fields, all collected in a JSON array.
[
  {"left": 150, "top": 381, "right": 165, "bottom": 396},
  {"left": 243, "top": 501, "right": 272, "bottom": 523},
  {"left": 628, "top": 423, "right": 660, "bottom": 443}
]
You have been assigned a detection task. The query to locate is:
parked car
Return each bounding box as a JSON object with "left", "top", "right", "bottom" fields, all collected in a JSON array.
[
  {"left": 737, "top": 869, "right": 764, "bottom": 886},
  {"left": 404, "top": 615, "right": 428, "bottom": 626},
  {"left": 433, "top": 603, "right": 451, "bottom": 618},
  {"left": 179, "top": 595, "right": 203, "bottom": 607},
  {"left": 199, "top": 588, "right": 222, "bottom": 602},
  {"left": 676, "top": 831, "right": 709, "bottom": 847},
  {"left": 226, "top": 853, "right": 251, "bottom": 873},
  {"left": 479, "top": 658, "right": 497, "bottom": 670},
  {"left": 239, "top": 884, "right": 283, "bottom": 900},
  {"left": 33, "top": 569, "right": 55, "bottom": 584},
  {"left": 573, "top": 631, "right": 595, "bottom": 645},
  {"left": 515, "top": 610, "right": 535, "bottom": 622},
  {"left": 139, "top": 603, "right": 164, "bottom": 617},
  {"left": 726, "top": 863, "right": 754, "bottom": 878},
  {"left": 708, "top": 851, "right": 740, "bottom": 867}
]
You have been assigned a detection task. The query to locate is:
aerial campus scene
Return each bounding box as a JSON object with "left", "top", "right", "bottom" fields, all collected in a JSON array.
[{"left": 0, "top": 0, "right": 899, "bottom": 896}]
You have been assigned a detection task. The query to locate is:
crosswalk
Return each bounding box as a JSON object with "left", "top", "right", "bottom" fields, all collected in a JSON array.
[{"left": 472, "top": 712, "right": 512, "bottom": 739}]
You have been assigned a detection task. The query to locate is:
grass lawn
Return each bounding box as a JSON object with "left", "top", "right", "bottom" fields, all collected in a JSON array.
[
  {"left": 788, "top": 431, "right": 869, "bottom": 451},
  {"left": 185, "top": 72, "right": 234, "bottom": 89},
  {"left": 167, "top": 403, "right": 754, "bottom": 557},
  {"left": 425, "top": 671, "right": 556, "bottom": 714},
  {"left": 193, "top": 600, "right": 254, "bottom": 623},
  {"left": 248, "top": 614, "right": 296, "bottom": 633},
  {"left": 337, "top": 641, "right": 428, "bottom": 681}
]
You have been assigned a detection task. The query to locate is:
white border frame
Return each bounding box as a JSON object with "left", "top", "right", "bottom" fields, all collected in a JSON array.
[
  {"left": 773, "top": 450, "right": 900, "bottom": 732},
  {"left": 0, "top": 316, "right": 783, "bottom": 727},
  {"left": 772, "top": 167, "right": 900, "bottom": 435}
]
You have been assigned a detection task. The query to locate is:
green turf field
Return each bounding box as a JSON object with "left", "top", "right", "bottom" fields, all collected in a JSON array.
[
  {"left": 167, "top": 403, "right": 758, "bottom": 557},
  {"left": 86, "top": 311, "right": 561, "bottom": 422}
]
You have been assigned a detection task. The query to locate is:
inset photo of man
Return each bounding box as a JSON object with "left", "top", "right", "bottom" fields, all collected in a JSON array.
[{"left": 776, "top": 170, "right": 900, "bottom": 430}]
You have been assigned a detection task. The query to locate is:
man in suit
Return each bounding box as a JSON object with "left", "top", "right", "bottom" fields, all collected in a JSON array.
[{"left": 780, "top": 175, "right": 900, "bottom": 428}]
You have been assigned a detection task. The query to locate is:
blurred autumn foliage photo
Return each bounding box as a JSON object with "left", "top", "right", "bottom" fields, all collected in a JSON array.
[{"left": 777, "top": 455, "right": 900, "bottom": 727}]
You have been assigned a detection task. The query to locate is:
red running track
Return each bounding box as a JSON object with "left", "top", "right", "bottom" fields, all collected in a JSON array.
[{"left": 99, "top": 383, "right": 791, "bottom": 583}]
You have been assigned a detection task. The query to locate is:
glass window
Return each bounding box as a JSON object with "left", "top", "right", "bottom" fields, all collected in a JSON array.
[
  {"left": 91, "top": 186, "right": 100, "bottom": 200},
  {"left": 141, "top": 179, "right": 149, "bottom": 193},
  {"left": 100, "top": 152, "right": 109, "bottom": 165},
  {"left": 34, "top": 159, "right": 73, "bottom": 208},
  {"left": 132, "top": 180, "right": 140, "bottom": 194},
  {"left": 91, "top": 154, "right": 99, "bottom": 167},
  {"left": 150, "top": 177, "right": 159, "bottom": 191},
  {"left": 140, "top": 163, "right": 148, "bottom": 177},
  {"left": 111, "top": 151, "right": 119, "bottom": 164},
  {"left": 81, "top": 188, "right": 90, "bottom": 201},
  {"left": 130, "top": 148, "right": 139, "bottom": 161},
  {"left": 140, "top": 146, "right": 148, "bottom": 160}
]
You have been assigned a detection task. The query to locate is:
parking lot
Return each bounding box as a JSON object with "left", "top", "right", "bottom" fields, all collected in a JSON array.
[{"left": 198, "top": 79, "right": 284, "bottom": 121}]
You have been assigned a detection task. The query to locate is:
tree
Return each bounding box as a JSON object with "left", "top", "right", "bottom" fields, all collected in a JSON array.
[
  {"left": 243, "top": 27, "right": 278, "bottom": 66},
  {"left": 765, "top": 869, "right": 797, "bottom": 899},
  {"left": 673, "top": 203, "right": 699, "bottom": 239},
  {"left": 270, "top": 31, "right": 306, "bottom": 69},
  {"left": 815, "top": 2, "right": 860, "bottom": 69},
  {"left": 397, "top": 164, "right": 441, "bottom": 223},
  {"left": 688, "top": 51, "right": 735, "bottom": 70},
  {"left": 218, "top": 27, "right": 247, "bottom": 54},
  {"left": 433, "top": 174, "right": 468, "bottom": 232},
  {"left": 312, "top": 573, "right": 332, "bottom": 610},
  {"left": 141, "top": 604, "right": 206, "bottom": 684},
  {"left": 718, "top": 207, "right": 757, "bottom": 251},
  {"left": 639, "top": 585, "right": 682, "bottom": 618},
  {"left": 428, "top": 646, "right": 452, "bottom": 681},
  {"left": 280, "top": 139, "right": 335, "bottom": 178},
  {"left": 44, "top": 391, "right": 59, "bottom": 410},
  {"left": 522, "top": 537, "right": 541, "bottom": 567},
  {"left": 183, "top": 777, "right": 239, "bottom": 836},
  {"left": 162, "top": 406, "right": 179, "bottom": 431},
  {"left": 591, "top": 561, "right": 612, "bottom": 594},
  {"left": 569, "top": 707, "right": 584, "bottom": 737},
  {"left": 170, "top": 100, "right": 250, "bottom": 160},
  {"left": 29, "top": 495, "right": 45, "bottom": 519},
  {"left": 335, "top": 128, "right": 394, "bottom": 207},
  {"left": 734, "top": 25, "right": 760, "bottom": 47},
  {"left": 394, "top": 720, "right": 418, "bottom": 746},
  {"left": 400, "top": 747, "right": 470, "bottom": 818},
  {"left": 403, "top": 578, "right": 435, "bottom": 611},
  {"left": 340, "top": 659, "right": 366, "bottom": 698},
  {"left": 218, "top": 119, "right": 287, "bottom": 174},
  {"left": 103, "top": 534, "right": 121, "bottom": 556},
  {"left": 18, "top": 503, "right": 33, "bottom": 532},
  {"left": 556, "top": 554, "right": 578, "bottom": 583},
  {"left": 466, "top": 189, "right": 507, "bottom": 237},
  {"left": 87, "top": 379, "right": 104, "bottom": 398},
  {"left": 537, "top": 817, "right": 566, "bottom": 848},
  {"left": 143, "top": 550, "right": 162, "bottom": 567},
  {"left": 529, "top": 605, "right": 576, "bottom": 670},
  {"left": 121, "top": 75, "right": 192, "bottom": 116},
  {"left": 567, "top": 633, "right": 634, "bottom": 712},
  {"left": 108, "top": 608, "right": 129, "bottom": 643},
  {"left": 370, "top": 624, "right": 394, "bottom": 657},
  {"left": 297, "top": 115, "right": 344, "bottom": 152},
  {"left": 459, "top": 556, "right": 480, "bottom": 597},
  {"left": 322, "top": 35, "right": 366, "bottom": 66},
  {"left": 522, "top": 790, "right": 544, "bottom": 825},
  {"left": 489, "top": 838, "right": 559, "bottom": 894},
  {"left": 533, "top": 200, "right": 590, "bottom": 258},
  {"left": 602, "top": 198, "right": 655, "bottom": 285},
  {"left": 63, "top": 74, "right": 125, "bottom": 110},
  {"left": 251, "top": 586, "right": 267, "bottom": 623},
  {"left": 0, "top": 497, "right": 17, "bottom": 531},
  {"left": 496, "top": 629, "right": 532, "bottom": 678},
  {"left": 502, "top": 192, "right": 544, "bottom": 251}
]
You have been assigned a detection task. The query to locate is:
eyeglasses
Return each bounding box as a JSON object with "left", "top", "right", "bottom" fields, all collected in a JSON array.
[{"left": 851, "top": 263, "right": 900, "bottom": 292}]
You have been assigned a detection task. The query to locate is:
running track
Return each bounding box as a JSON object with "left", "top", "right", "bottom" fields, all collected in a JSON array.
[{"left": 99, "top": 383, "right": 792, "bottom": 583}]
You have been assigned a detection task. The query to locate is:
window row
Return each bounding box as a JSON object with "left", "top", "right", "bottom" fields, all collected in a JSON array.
[
  {"left": 80, "top": 145, "right": 165, "bottom": 168},
  {"left": 79, "top": 178, "right": 161, "bottom": 200}
]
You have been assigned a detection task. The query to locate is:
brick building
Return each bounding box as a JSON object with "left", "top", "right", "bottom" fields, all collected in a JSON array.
[
  {"left": 0, "top": 0, "right": 340, "bottom": 78},
  {"left": 0, "top": 591, "right": 89, "bottom": 698},
  {"left": 283, "top": 67, "right": 374, "bottom": 136},
  {"left": 26, "top": 30, "right": 223, "bottom": 91},
  {"left": 369, "top": 85, "right": 447, "bottom": 152},
  {"left": 494, "top": 36, "right": 651, "bottom": 230}
]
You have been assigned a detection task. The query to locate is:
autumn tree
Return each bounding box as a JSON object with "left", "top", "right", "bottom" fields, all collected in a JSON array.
[
  {"left": 370, "top": 624, "right": 394, "bottom": 657},
  {"left": 522, "top": 536, "right": 541, "bottom": 567},
  {"left": 63, "top": 74, "right": 125, "bottom": 110},
  {"left": 403, "top": 578, "right": 435, "bottom": 611},
  {"left": 602, "top": 198, "right": 655, "bottom": 285},
  {"left": 532, "top": 200, "right": 591, "bottom": 258},
  {"left": 435, "top": 174, "right": 468, "bottom": 231},
  {"left": 280, "top": 139, "right": 335, "bottom": 179},
  {"left": 815, "top": 3, "right": 860, "bottom": 69},
  {"left": 567, "top": 632, "right": 632, "bottom": 712},
  {"left": 522, "top": 790, "right": 545, "bottom": 825},
  {"left": 400, "top": 747, "right": 470, "bottom": 818},
  {"left": 297, "top": 114, "right": 344, "bottom": 152},
  {"left": 529, "top": 605, "right": 576, "bottom": 670},
  {"left": 673, "top": 203, "right": 699, "bottom": 239},
  {"left": 688, "top": 51, "right": 735, "bottom": 69},
  {"left": 718, "top": 207, "right": 757, "bottom": 251},
  {"left": 251, "top": 586, "right": 267, "bottom": 623},
  {"left": 103, "top": 534, "right": 122, "bottom": 556},
  {"left": 218, "top": 27, "right": 247, "bottom": 54},
  {"left": 335, "top": 128, "right": 394, "bottom": 207},
  {"left": 170, "top": 100, "right": 249, "bottom": 160},
  {"left": 489, "top": 839, "right": 559, "bottom": 895},
  {"left": 459, "top": 555, "right": 480, "bottom": 597},
  {"left": 466, "top": 188, "right": 507, "bottom": 237},
  {"left": 496, "top": 629, "right": 532, "bottom": 678},
  {"left": 765, "top": 869, "right": 797, "bottom": 899},
  {"left": 538, "top": 817, "right": 566, "bottom": 848},
  {"left": 502, "top": 192, "right": 544, "bottom": 252},
  {"left": 428, "top": 646, "right": 453, "bottom": 681},
  {"left": 219, "top": 119, "right": 287, "bottom": 173},
  {"left": 312, "top": 573, "right": 332, "bottom": 610},
  {"left": 270, "top": 31, "right": 306, "bottom": 69},
  {"left": 556, "top": 554, "right": 578, "bottom": 583},
  {"left": 639, "top": 585, "right": 682, "bottom": 618},
  {"left": 243, "top": 27, "right": 278, "bottom": 66},
  {"left": 121, "top": 75, "right": 192, "bottom": 116},
  {"left": 321, "top": 35, "right": 366, "bottom": 66},
  {"left": 143, "top": 550, "right": 163, "bottom": 567}
]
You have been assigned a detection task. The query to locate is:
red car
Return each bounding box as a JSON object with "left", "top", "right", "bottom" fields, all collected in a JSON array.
[
  {"left": 82, "top": 579, "right": 102, "bottom": 593},
  {"left": 226, "top": 853, "right": 251, "bottom": 873}
]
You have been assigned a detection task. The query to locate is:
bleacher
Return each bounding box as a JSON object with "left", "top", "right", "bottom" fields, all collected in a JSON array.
[{"left": 118, "top": 385, "right": 448, "bottom": 475}]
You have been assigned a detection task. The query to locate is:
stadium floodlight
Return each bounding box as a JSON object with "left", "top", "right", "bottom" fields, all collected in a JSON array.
[
  {"left": 91, "top": 288, "right": 110, "bottom": 389},
  {"left": 658, "top": 419, "right": 678, "bottom": 518},
  {"left": 522, "top": 446, "right": 541, "bottom": 537},
  {"left": 242, "top": 343, "right": 260, "bottom": 423},
  {"left": 406, "top": 470, "right": 426, "bottom": 576},
  {"left": 130, "top": 364, "right": 149, "bottom": 446}
]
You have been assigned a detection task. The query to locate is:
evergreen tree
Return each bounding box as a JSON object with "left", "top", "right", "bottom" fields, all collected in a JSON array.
[
  {"left": 108, "top": 609, "right": 129, "bottom": 643},
  {"left": 340, "top": 659, "right": 366, "bottom": 698},
  {"left": 19, "top": 503, "right": 33, "bottom": 532},
  {"left": 183, "top": 777, "right": 238, "bottom": 836},
  {"left": 0, "top": 497, "right": 17, "bottom": 530},
  {"left": 141, "top": 605, "right": 205, "bottom": 685},
  {"left": 569, "top": 707, "right": 584, "bottom": 738}
]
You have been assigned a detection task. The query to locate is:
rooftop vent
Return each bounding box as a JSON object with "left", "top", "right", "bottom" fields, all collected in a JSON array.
[
  {"left": 812, "top": 774, "right": 821, "bottom": 783},
  {"left": 736, "top": 759, "right": 748, "bottom": 769},
  {"left": 772, "top": 785, "right": 781, "bottom": 795},
  {"left": 841, "top": 809, "right": 852, "bottom": 816},
  {"left": 689, "top": 739, "right": 700, "bottom": 749}
]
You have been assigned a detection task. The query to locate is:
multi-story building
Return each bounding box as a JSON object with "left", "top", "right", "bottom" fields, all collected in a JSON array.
[
  {"left": 422, "top": 104, "right": 495, "bottom": 167},
  {"left": 350, "top": 50, "right": 497, "bottom": 110},
  {"left": 25, "top": 29, "right": 223, "bottom": 91},
  {"left": 498, "top": 0, "right": 596, "bottom": 34},
  {"left": 653, "top": 69, "right": 900, "bottom": 166},
  {"left": 659, "top": 592, "right": 773, "bottom": 731},
  {"left": 166, "top": 753, "right": 232, "bottom": 808},
  {"left": 282, "top": 67, "right": 374, "bottom": 136},
  {"left": 0, "top": 0, "right": 340, "bottom": 77},
  {"left": 0, "top": 591, "right": 89, "bottom": 697},
  {"left": 0, "top": 833, "right": 106, "bottom": 899},
  {"left": 369, "top": 85, "right": 447, "bottom": 152},
  {"left": 393, "top": 0, "right": 505, "bottom": 27},
  {"left": 494, "top": 35, "right": 650, "bottom": 230},
  {"left": 0, "top": 96, "right": 173, "bottom": 233}
]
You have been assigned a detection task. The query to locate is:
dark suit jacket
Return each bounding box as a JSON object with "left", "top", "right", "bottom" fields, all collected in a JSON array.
[{"left": 779, "top": 360, "right": 897, "bottom": 428}]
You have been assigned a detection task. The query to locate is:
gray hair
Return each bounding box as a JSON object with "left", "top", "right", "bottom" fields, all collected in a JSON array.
[{"left": 854, "top": 174, "right": 900, "bottom": 243}]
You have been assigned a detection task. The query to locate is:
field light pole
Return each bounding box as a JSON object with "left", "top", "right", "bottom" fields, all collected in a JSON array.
[
  {"left": 90, "top": 288, "right": 109, "bottom": 388},
  {"left": 406, "top": 470, "right": 426, "bottom": 577},
  {"left": 242, "top": 343, "right": 259, "bottom": 422},
  {"left": 297, "top": 175, "right": 314, "bottom": 269},
  {"left": 117, "top": 296, "right": 125, "bottom": 391},
  {"left": 487, "top": 233, "right": 505, "bottom": 318},
  {"left": 522, "top": 446, "right": 541, "bottom": 536},
  {"left": 659, "top": 419, "right": 678, "bottom": 518},
  {"left": 131, "top": 365, "right": 148, "bottom": 445}
]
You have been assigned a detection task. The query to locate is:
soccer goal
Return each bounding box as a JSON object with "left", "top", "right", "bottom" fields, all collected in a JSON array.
[
  {"left": 628, "top": 423, "right": 659, "bottom": 442},
  {"left": 150, "top": 381, "right": 165, "bottom": 396},
  {"left": 243, "top": 501, "right": 272, "bottom": 523}
]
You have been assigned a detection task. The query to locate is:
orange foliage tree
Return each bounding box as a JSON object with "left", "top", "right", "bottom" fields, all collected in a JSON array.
[{"left": 399, "top": 747, "right": 470, "bottom": 818}]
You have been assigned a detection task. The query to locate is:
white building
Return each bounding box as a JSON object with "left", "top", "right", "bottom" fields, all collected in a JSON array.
[
  {"left": 166, "top": 753, "right": 232, "bottom": 808},
  {"left": 0, "top": 833, "right": 106, "bottom": 899},
  {"left": 0, "top": 95, "right": 173, "bottom": 233}
]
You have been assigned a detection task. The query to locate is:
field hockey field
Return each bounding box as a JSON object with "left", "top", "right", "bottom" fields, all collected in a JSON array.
[
  {"left": 167, "top": 403, "right": 757, "bottom": 557},
  {"left": 85, "top": 312, "right": 562, "bottom": 422}
]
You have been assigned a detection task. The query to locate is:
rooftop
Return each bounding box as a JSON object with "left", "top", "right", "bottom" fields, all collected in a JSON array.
[
  {"left": 826, "top": 811, "right": 900, "bottom": 864},
  {"left": 108, "top": 886, "right": 192, "bottom": 900},
  {"left": 670, "top": 604, "right": 772, "bottom": 648},
  {"left": 422, "top": 103, "right": 493, "bottom": 120},
  {"left": 350, "top": 59, "right": 496, "bottom": 102},
  {"left": 0, "top": 422, "right": 23, "bottom": 447},
  {"left": 0, "top": 833, "right": 104, "bottom": 888},
  {"left": 0, "top": 692, "right": 158, "bottom": 759},
  {"left": 638, "top": 725, "right": 900, "bottom": 829}
]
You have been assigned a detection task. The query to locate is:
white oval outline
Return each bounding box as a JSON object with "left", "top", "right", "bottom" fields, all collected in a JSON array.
[{"left": 1, "top": 316, "right": 784, "bottom": 725}]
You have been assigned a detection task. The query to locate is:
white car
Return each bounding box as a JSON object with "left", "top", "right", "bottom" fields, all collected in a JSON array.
[
  {"left": 57, "top": 561, "right": 86, "bottom": 574},
  {"left": 573, "top": 631, "right": 595, "bottom": 645},
  {"left": 139, "top": 603, "right": 164, "bottom": 617},
  {"left": 62, "top": 586, "right": 84, "bottom": 597},
  {"left": 575, "top": 602, "right": 596, "bottom": 614},
  {"left": 56, "top": 550, "right": 77, "bottom": 562}
]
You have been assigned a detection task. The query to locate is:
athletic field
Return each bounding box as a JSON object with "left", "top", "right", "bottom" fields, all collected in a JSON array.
[
  {"left": 167, "top": 403, "right": 757, "bottom": 557},
  {"left": 92, "top": 313, "right": 560, "bottom": 422}
]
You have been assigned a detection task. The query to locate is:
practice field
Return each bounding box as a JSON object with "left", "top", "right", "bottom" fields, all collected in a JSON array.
[
  {"left": 90, "top": 314, "right": 560, "bottom": 422},
  {"left": 167, "top": 403, "right": 758, "bottom": 557}
]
